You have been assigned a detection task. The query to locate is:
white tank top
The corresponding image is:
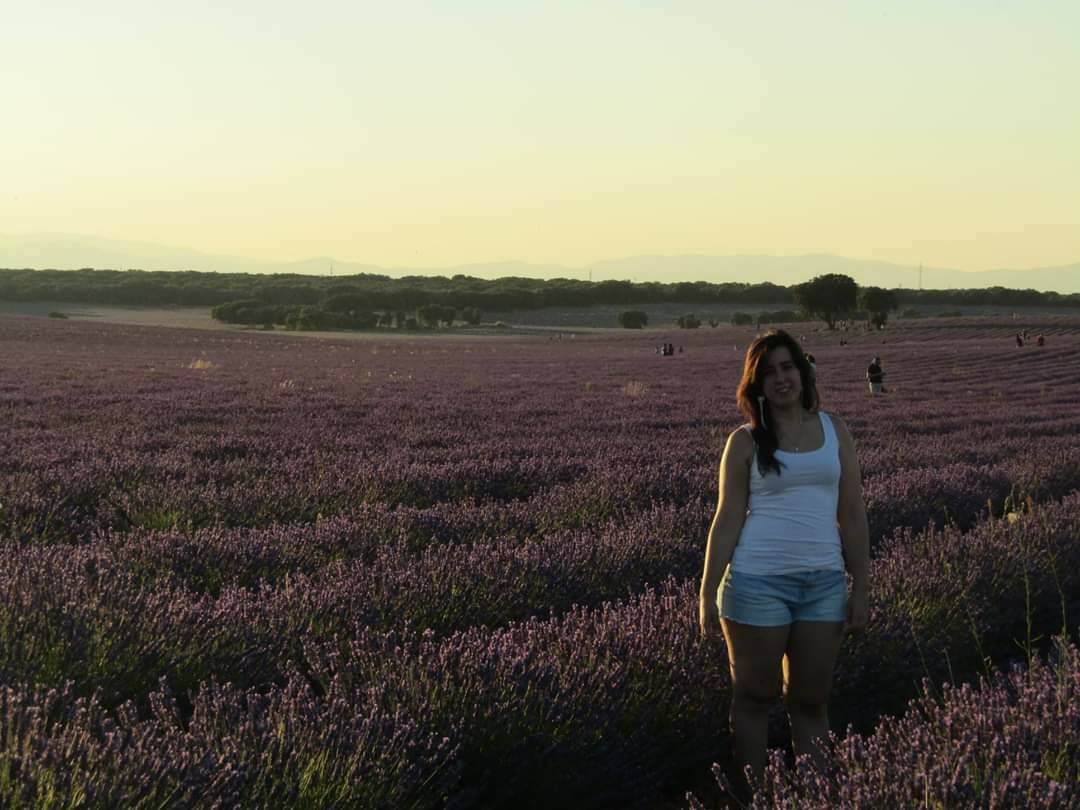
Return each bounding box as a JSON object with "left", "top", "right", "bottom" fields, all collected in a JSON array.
[{"left": 730, "top": 411, "right": 844, "bottom": 575}]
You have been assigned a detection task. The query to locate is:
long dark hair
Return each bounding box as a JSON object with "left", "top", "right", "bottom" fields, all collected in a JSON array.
[{"left": 736, "top": 329, "right": 819, "bottom": 476}]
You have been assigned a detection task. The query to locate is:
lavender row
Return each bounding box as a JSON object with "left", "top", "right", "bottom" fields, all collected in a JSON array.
[
  {"left": 2, "top": 487, "right": 1079, "bottom": 715},
  {"left": 4, "top": 427, "right": 1078, "bottom": 563},
  {"left": 692, "top": 637, "right": 1080, "bottom": 809},
  {"left": 103, "top": 499, "right": 712, "bottom": 634},
  {"left": 4, "top": 318, "right": 1080, "bottom": 805},
  {"left": 831, "top": 491, "right": 1080, "bottom": 733},
  {"left": 291, "top": 493, "right": 1080, "bottom": 804},
  {"left": 5, "top": 437, "right": 1072, "bottom": 669},
  {"left": 860, "top": 434, "right": 1080, "bottom": 542},
  {"left": 3, "top": 494, "right": 1080, "bottom": 806},
  {"left": 4, "top": 321, "right": 1080, "bottom": 550},
  {"left": 89, "top": 438, "right": 1079, "bottom": 643},
  {"left": 0, "top": 675, "right": 460, "bottom": 809},
  {"left": 0, "top": 579, "right": 726, "bottom": 809},
  {"left": 0, "top": 500, "right": 712, "bottom": 708}
]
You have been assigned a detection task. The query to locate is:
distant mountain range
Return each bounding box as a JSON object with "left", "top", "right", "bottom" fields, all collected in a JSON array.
[{"left": 2, "top": 233, "right": 1079, "bottom": 294}]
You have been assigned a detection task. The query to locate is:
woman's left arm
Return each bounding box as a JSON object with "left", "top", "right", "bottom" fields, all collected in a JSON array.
[{"left": 834, "top": 415, "right": 870, "bottom": 632}]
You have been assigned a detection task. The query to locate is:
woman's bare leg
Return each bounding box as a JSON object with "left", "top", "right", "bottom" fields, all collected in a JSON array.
[
  {"left": 720, "top": 619, "right": 789, "bottom": 793},
  {"left": 783, "top": 621, "right": 845, "bottom": 769}
]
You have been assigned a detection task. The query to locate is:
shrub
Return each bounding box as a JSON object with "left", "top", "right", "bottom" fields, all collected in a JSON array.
[
  {"left": 212, "top": 300, "right": 292, "bottom": 326},
  {"left": 618, "top": 311, "right": 648, "bottom": 329},
  {"left": 284, "top": 307, "right": 377, "bottom": 331},
  {"left": 756, "top": 310, "right": 805, "bottom": 325}
]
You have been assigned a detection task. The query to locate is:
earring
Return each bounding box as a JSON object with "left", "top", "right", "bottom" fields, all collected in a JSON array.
[{"left": 757, "top": 395, "right": 767, "bottom": 430}]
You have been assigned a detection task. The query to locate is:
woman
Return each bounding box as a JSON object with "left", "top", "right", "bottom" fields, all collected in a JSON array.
[{"left": 699, "top": 329, "right": 869, "bottom": 792}]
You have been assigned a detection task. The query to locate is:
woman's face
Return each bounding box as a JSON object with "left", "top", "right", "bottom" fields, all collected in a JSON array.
[{"left": 759, "top": 345, "right": 803, "bottom": 408}]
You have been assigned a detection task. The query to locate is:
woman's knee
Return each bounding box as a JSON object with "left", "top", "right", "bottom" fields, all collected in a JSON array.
[
  {"left": 784, "top": 691, "right": 829, "bottom": 719},
  {"left": 732, "top": 686, "right": 779, "bottom": 715}
]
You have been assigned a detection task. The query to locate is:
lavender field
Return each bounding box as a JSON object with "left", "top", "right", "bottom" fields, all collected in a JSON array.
[{"left": 2, "top": 314, "right": 1079, "bottom": 808}]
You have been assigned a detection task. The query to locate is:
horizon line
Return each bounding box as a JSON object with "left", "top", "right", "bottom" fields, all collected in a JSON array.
[{"left": 2, "top": 232, "right": 1079, "bottom": 276}]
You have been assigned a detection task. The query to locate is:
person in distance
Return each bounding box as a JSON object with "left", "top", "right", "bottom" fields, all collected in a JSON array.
[
  {"left": 866, "top": 356, "right": 884, "bottom": 394},
  {"left": 698, "top": 329, "right": 870, "bottom": 796}
]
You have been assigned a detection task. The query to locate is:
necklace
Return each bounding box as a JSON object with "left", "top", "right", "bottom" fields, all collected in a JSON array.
[{"left": 782, "top": 412, "right": 807, "bottom": 452}]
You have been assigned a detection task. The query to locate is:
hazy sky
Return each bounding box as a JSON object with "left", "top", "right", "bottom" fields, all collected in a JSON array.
[{"left": 4, "top": 1, "right": 1078, "bottom": 271}]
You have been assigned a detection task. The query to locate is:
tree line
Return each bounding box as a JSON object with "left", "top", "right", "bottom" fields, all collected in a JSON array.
[
  {"left": 1, "top": 267, "right": 1076, "bottom": 329},
  {"left": 0, "top": 268, "right": 794, "bottom": 310}
]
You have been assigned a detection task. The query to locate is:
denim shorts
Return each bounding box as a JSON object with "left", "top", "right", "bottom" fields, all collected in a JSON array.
[{"left": 718, "top": 568, "right": 848, "bottom": 626}]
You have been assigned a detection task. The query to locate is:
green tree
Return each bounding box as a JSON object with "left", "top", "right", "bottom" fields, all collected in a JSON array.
[
  {"left": 322, "top": 292, "right": 372, "bottom": 313},
  {"left": 416, "top": 305, "right": 440, "bottom": 328},
  {"left": 793, "top": 273, "right": 857, "bottom": 329},
  {"left": 416, "top": 304, "right": 455, "bottom": 328},
  {"left": 858, "top": 286, "right": 899, "bottom": 328},
  {"left": 286, "top": 305, "right": 325, "bottom": 331},
  {"left": 211, "top": 299, "right": 289, "bottom": 325},
  {"left": 617, "top": 310, "right": 648, "bottom": 329},
  {"left": 253, "top": 283, "right": 320, "bottom": 306},
  {"left": 339, "top": 310, "right": 379, "bottom": 329},
  {"left": 676, "top": 313, "right": 701, "bottom": 329},
  {"left": 593, "top": 279, "right": 638, "bottom": 305}
]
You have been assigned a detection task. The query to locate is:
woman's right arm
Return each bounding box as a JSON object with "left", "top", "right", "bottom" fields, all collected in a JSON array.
[{"left": 699, "top": 428, "right": 753, "bottom": 638}]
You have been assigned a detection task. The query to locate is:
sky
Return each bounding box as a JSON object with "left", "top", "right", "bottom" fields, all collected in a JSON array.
[{"left": 3, "top": 1, "right": 1078, "bottom": 274}]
